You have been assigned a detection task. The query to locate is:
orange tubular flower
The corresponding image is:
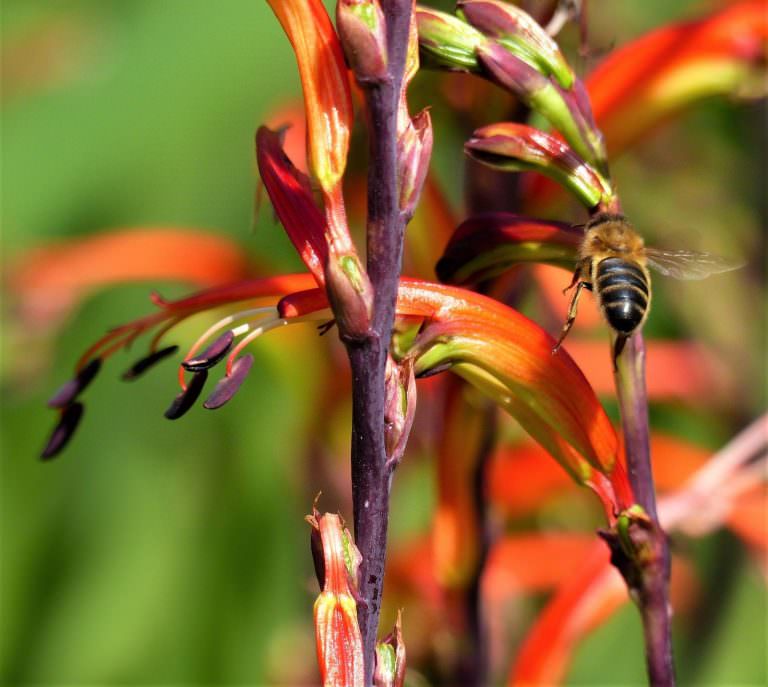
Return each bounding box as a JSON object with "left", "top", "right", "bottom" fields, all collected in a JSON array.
[
  {"left": 267, "top": 0, "right": 353, "bottom": 196},
  {"left": 263, "top": 2, "right": 373, "bottom": 338},
  {"left": 8, "top": 227, "right": 250, "bottom": 331},
  {"left": 307, "top": 510, "right": 365, "bottom": 687},
  {"left": 280, "top": 277, "right": 631, "bottom": 514},
  {"left": 588, "top": 0, "right": 768, "bottom": 156}
]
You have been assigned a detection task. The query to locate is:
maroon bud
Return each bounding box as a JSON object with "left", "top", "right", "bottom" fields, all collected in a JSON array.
[
  {"left": 41, "top": 403, "right": 84, "bottom": 460},
  {"left": 203, "top": 355, "right": 255, "bottom": 409},
  {"left": 122, "top": 345, "right": 179, "bottom": 380},
  {"left": 47, "top": 359, "right": 101, "bottom": 408},
  {"left": 182, "top": 331, "right": 234, "bottom": 371},
  {"left": 164, "top": 370, "right": 208, "bottom": 420}
]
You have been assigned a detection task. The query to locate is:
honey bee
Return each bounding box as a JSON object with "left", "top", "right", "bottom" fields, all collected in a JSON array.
[{"left": 553, "top": 212, "right": 742, "bottom": 366}]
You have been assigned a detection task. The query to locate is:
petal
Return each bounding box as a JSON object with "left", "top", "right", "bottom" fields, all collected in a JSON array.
[
  {"left": 508, "top": 544, "right": 699, "bottom": 686},
  {"left": 8, "top": 228, "right": 249, "bottom": 330},
  {"left": 267, "top": 0, "right": 354, "bottom": 194},
  {"left": 399, "top": 279, "right": 620, "bottom": 483},
  {"left": 256, "top": 126, "right": 329, "bottom": 286},
  {"left": 436, "top": 214, "right": 581, "bottom": 285}
]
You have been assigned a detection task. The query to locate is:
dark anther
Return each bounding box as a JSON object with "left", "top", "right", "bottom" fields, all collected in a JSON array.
[
  {"left": 181, "top": 331, "right": 235, "bottom": 371},
  {"left": 122, "top": 345, "right": 179, "bottom": 380},
  {"left": 164, "top": 370, "right": 208, "bottom": 420},
  {"left": 203, "top": 354, "right": 254, "bottom": 409},
  {"left": 41, "top": 403, "right": 85, "bottom": 460},
  {"left": 47, "top": 359, "right": 102, "bottom": 408},
  {"left": 414, "top": 361, "right": 454, "bottom": 379}
]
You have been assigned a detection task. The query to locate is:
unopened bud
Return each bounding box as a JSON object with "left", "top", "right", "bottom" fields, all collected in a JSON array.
[
  {"left": 384, "top": 357, "right": 417, "bottom": 467},
  {"left": 337, "top": 0, "right": 388, "bottom": 84},
  {"left": 374, "top": 610, "right": 406, "bottom": 687},
  {"left": 397, "top": 109, "right": 433, "bottom": 219},
  {"left": 306, "top": 510, "right": 364, "bottom": 687},
  {"left": 477, "top": 41, "right": 596, "bottom": 163},
  {"left": 415, "top": 7, "right": 485, "bottom": 71},
  {"left": 465, "top": 122, "right": 611, "bottom": 208},
  {"left": 325, "top": 253, "right": 373, "bottom": 342},
  {"left": 458, "top": 0, "right": 574, "bottom": 88}
]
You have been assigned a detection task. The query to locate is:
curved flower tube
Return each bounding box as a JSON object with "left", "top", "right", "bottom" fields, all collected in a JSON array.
[{"left": 436, "top": 213, "right": 581, "bottom": 284}]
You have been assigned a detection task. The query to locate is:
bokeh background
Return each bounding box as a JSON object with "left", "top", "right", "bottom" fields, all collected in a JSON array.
[{"left": 2, "top": 1, "right": 765, "bottom": 685}]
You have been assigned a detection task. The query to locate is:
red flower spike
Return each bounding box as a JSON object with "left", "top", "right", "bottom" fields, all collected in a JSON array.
[
  {"left": 436, "top": 213, "right": 581, "bottom": 285},
  {"left": 306, "top": 510, "right": 365, "bottom": 687},
  {"left": 267, "top": 0, "right": 353, "bottom": 195},
  {"left": 465, "top": 122, "right": 612, "bottom": 209}
]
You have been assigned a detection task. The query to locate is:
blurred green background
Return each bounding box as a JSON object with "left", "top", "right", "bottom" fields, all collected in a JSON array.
[{"left": 2, "top": 1, "right": 765, "bottom": 685}]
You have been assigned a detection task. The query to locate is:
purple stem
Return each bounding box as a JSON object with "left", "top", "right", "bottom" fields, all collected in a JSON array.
[
  {"left": 614, "top": 333, "right": 675, "bottom": 686},
  {"left": 340, "top": 2, "right": 413, "bottom": 683}
]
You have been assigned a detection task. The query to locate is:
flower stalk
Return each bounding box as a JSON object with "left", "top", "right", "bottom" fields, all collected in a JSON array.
[
  {"left": 340, "top": 2, "right": 417, "bottom": 683},
  {"left": 611, "top": 333, "right": 675, "bottom": 686}
]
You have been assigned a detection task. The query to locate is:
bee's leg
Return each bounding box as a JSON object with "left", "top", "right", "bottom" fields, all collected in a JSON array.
[
  {"left": 612, "top": 333, "right": 629, "bottom": 371},
  {"left": 553, "top": 280, "right": 592, "bottom": 353},
  {"left": 562, "top": 264, "right": 584, "bottom": 294}
]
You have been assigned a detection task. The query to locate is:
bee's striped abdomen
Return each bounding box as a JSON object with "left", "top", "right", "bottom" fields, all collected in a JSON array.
[{"left": 595, "top": 257, "right": 649, "bottom": 334}]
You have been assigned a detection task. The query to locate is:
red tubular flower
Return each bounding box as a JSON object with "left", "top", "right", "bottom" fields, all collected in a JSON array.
[
  {"left": 265, "top": 1, "right": 372, "bottom": 339},
  {"left": 306, "top": 510, "right": 365, "bottom": 687},
  {"left": 256, "top": 126, "right": 328, "bottom": 286},
  {"left": 267, "top": 0, "right": 353, "bottom": 196},
  {"left": 436, "top": 213, "right": 581, "bottom": 285}
]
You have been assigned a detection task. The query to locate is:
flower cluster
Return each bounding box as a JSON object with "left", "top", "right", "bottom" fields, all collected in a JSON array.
[{"left": 17, "top": 1, "right": 766, "bottom": 684}]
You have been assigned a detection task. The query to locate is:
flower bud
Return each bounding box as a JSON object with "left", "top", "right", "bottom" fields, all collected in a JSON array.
[
  {"left": 458, "top": 0, "right": 574, "bottom": 88},
  {"left": 384, "top": 357, "right": 417, "bottom": 467},
  {"left": 415, "top": 7, "right": 485, "bottom": 71},
  {"left": 465, "top": 122, "right": 611, "bottom": 208},
  {"left": 476, "top": 41, "right": 598, "bottom": 164},
  {"left": 397, "top": 109, "right": 433, "bottom": 220},
  {"left": 374, "top": 611, "right": 406, "bottom": 687},
  {"left": 306, "top": 510, "right": 364, "bottom": 687},
  {"left": 337, "top": 0, "right": 388, "bottom": 84},
  {"left": 325, "top": 253, "right": 374, "bottom": 342}
]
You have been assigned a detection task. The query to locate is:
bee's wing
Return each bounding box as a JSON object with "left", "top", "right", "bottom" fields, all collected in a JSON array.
[{"left": 645, "top": 248, "right": 744, "bottom": 280}]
